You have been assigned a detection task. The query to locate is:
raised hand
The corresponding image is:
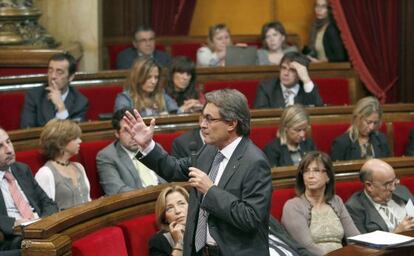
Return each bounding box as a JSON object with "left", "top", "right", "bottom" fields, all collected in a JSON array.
[
  {"left": 46, "top": 81, "right": 65, "bottom": 112},
  {"left": 169, "top": 221, "right": 185, "bottom": 244},
  {"left": 290, "top": 61, "right": 311, "bottom": 84},
  {"left": 123, "top": 109, "right": 155, "bottom": 149}
]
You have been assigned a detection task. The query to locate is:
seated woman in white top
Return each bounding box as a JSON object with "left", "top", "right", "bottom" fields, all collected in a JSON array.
[
  {"left": 35, "top": 119, "right": 91, "bottom": 211},
  {"left": 257, "top": 21, "right": 298, "bottom": 65},
  {"left": 196, "top": 23, "right": 233, "bottom": 67}
]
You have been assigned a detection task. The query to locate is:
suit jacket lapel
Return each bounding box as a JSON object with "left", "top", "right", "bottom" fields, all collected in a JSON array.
[
  {"left": 115, "top": 142, "right": 143, "bottom": 188},
  {"left": 273, "top": 82, "right": 285, "bottom": 108},
  {"left": 360, "top": 192, "right": 389, "bottom": 231},
  {"left": 10, "top": 164, "right": 39, "bottom": 215}
]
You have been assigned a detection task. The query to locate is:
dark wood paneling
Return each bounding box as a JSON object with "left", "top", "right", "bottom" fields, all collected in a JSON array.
[{"left": 399, "top": 0, "right": 414, "bottom": 102}]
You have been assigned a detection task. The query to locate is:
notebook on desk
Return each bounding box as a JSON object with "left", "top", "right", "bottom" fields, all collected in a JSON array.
[{"left": 225, "top": 46, "right": 257, "bottom": 66}]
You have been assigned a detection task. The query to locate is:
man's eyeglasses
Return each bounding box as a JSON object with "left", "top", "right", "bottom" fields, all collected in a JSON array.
[
  {"left": 201, "top": 114, "right": 225, "bottom": 124},
  {"left": 370, "top": 177, "right": 400, "bottom": 190}
]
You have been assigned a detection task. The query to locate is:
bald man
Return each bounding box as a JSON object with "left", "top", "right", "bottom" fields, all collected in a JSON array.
[{"left": 346, "top": 159, "right": 414, "bottom": 234}]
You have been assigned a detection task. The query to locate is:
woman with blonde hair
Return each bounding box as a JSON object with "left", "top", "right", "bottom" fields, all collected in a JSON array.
[
  {"left": 114, "top": 57, "right": 178, "bottom": 116},
  {"left": 196, "top": 23, "right": 233, "bottom": 67},
  {"left": 149, "top": 185, "right": 189, "bottom": 256},
  {"left": 35, "top": 119, "right": 91, "bottom": 211},
  {"left": 263, "top": 104, "right": 316, "bottom": 167},
  {"left": 331, "top": 96, "right": 390, "bottom": 161}
]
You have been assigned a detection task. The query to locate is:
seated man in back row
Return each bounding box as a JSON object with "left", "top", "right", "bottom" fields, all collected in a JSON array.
[
  {"left": 20, "top": 53, "right": 89, "bottom": 128},
  {"left": 116, "top": 25, "right": 171, "bottom": 70},
  {"left": 254, "top": 52, "right": 323, "bottom": 109},
  {"left": 346, "top": 158, "right": 414, "bottom": 234}
]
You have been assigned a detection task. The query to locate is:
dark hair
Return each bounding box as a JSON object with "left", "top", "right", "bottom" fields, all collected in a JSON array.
[
  {"left": 48, "top": 52, "right": 77, "bottom": 76},
  {"left": 204, "top": 89, "right": 250, "bottom": 136},
  {"left": 280, "top": 52, "right": 310, "bottom": 68},
  {"left": 165, "top": 56, "right": 198, "bottom": 106},
  {"left": 295, "top": 151, "right": 335, "bottom": 201},
  {"left": 133, "top": 25, "right": 155, "bottom": 39},
  {"left": 260, "top": 21, "right": 287, "bottom": 49},
  {"left": 112, "top": 107, "right": 135, "bottom": 131}
]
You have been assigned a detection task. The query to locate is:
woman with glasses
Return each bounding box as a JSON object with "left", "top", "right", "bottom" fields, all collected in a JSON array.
[
  {"left": 263, "top": 104, "right": 316, "bottom": 167},
  {"left": 282, "top": 151, "right": 359, "bottom": 255},
  {"left": 331, "top": 96, "right": 390, "bottom": 161},
  {"left": 114, "top": 57, "right": 178, "bottom": 116},
  {"left": 149, "top": 185, "right": 189, "bottom": 256}
]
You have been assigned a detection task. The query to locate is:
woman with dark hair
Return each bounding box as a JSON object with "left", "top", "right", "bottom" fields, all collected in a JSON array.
[
  {"left": 114, "top": 57, "right": 178, "bottom": 116},
  {"left": 149, "top": 185, "right": 189, "bottom": 256},
  {"left": 305, "top": 0, "right": 347, "bottom": 63},
  {"left": 165, "top": 56, "right": 204, "bottom": 113},
  {"left": 257, "top": 21, "right": 298, "bottom": 65},
  {"left": 282, "top": 151, "right": 359, "bottom": 255}
]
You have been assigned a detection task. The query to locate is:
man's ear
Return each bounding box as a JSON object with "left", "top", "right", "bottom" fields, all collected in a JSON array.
[
  {"left": 227, "top": 120, "right": 238, "bottom": 132},
  {"left": 114, "top": 130, "right": 120, "bottom": 139}
]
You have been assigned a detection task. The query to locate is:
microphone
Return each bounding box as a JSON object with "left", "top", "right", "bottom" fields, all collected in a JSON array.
[{"left": 189, "top": 141, "right": 198, "bottom": 167}]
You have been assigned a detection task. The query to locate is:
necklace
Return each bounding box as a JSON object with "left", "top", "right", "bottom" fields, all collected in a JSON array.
[{"left": 54, "top": 160, "right": 70, "bottom": 167}]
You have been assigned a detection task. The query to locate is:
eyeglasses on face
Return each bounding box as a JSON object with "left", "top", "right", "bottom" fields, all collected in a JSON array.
[
  {"left": 370, "top": 177, "right": 400, "bottom": 190},
  {"left": 200, "top": 114, "right": 225, "bottom": 124}
]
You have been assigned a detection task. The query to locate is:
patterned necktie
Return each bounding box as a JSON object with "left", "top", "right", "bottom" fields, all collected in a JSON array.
[
  {"left": 380, "top": 205, "right": 399, "bottom": 230},
  {"left": 194, "top": 151, "right": 225, "bottom": 252},
  {"left": 132, "top": 158, "right": 157, "bottom": 187},
  {"left": 4, "top": 171, "right": 34, "bottom": 219},
  {"left": 284, "top": 89, "right": 294, "bottom": 107}
]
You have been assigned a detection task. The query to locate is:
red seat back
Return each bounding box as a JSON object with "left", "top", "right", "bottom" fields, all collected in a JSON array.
[
  {"left": 15, "top": 149, "right": 45, "bottom": 176},
  {"left": 314, "top": 78, "right": 350, "bottom": 106},
  {"left": 335, "top": 180, "right": 364, "bottom": 202},
  {"left": 78, "top": 85, "right": 123, "bottom": 120},
  {"left": 153, "top": 131, "right": 185, "bottom": 154},
  {"left": 72, "top": 226, "right": 128, "bottom": 256},
  {"left": 271, "top": 188, "right": 296, "bottom": 221},
  {"left": 0, "top": 91, "right": 26, "bottom": 130},
  {"left": 170, "top": 42, "right": 202, "bottom": 61},
  {"left": 392, "top": 121, "right": 414, "bottom": 156},
  {"left": 311, "top": 123, "right": 349, "bottom": 154},
  {"left": 117, "top": 214, "right": 157, "bottom": 256},
  {"left": 249, "top": 126, "right": 278, "bottom": 150},
  {"left": 401, "top": 176, "right": 414, "bottom": 195},
  {"left": 202, "top": 80, "right": 260, "bottom": 108},
  {"left": 78, "top": 140, "right": 112, "bottom": 199}
]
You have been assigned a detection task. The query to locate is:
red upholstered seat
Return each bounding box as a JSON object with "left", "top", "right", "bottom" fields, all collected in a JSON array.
[
  {"left": 202, "top": 80, "right": 260, "bottom": 108},
  {"left": 0, "top": 91, "right": 26, "bottom": 131},
  {"left": 271, "top": 188, "right": 296, "bottom": 221},
  {"left": 72, "top": 226, "right": 128, "bottom": 256},
  {"left": 78, "top": 140, "right": 112, "bottom": 199},
  {"left": 153, "top": 131, "right": 185, "bottom": 154},
  {"left": 15, "top": 149, "right": 45, "bottom": 176},
  {"left": 170, "top": 42, "right": 202, "bottom": 61},
  {"left": 0, "top": 67, "right": 47, "bottom": 77},
  {"left": 401, "top": 176, "right": 414, "bottom": 195},
  {"left": 78, "top": 85, "right": 123, "bottom": 120},
  {"left": 335, "top": 180, "right": 364, "bottom": 202},
  {"left": 392, "top": 121, "right": 414, "bottom": 156},
  {"left": 249, "top": 126, "right": 278, "bottom": 150},
  {"left": 117, "top": 213, "right": 158, "bottom": 256},
  {"left": 314, "top": 78, "right": 350, "bottom": 106},
  {"left": 311, "top": 123, "right": 349, "bottom": 155}
]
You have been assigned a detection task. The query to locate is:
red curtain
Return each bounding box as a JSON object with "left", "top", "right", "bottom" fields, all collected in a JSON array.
[
  {"left": 151, "top": 0, "right": 197, "bottom": 35},
  {"left": 330, "top": 0, "right": 399, "bottom": 102}
]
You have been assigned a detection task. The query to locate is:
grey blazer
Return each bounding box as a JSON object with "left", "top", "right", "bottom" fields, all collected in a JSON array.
[
  {"left": 96, "top": 140, "right": 165, "bottom": 196},
  {"left": 345, "top": 185, "right": 414, "bottom": 233}
]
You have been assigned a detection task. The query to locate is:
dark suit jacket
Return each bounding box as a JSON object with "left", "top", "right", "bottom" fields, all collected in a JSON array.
[
  {"left": 96, "top": 140, "right": 165, "bottom": 196},
  {"left": 171, "top": 128, "right": 204, "bottom": 158},
  {"left": 269, "top": 217, "right": 314, "bottom": 256},
  {"left": 345, "top": 185, "right": 414, "bottom": 233},
  {"left": 116, "top": 48, "right": 171, "bottom": 70},
  {"left": 263, "top": 138, "right": 316, "bottom": 167},
  {"left": 20, "top": 85, "right": 89, "bottom": 128},
  {"left": 405, "top": 128, "right": 414, "bottom": 156},
  {"left": 0, "top": 162, "right": 58, "bottom": 236},
  {"left": 322, "top": 23, "right": 348, "bottom": 62},
  {"left": 331, "top": 131, "right": 391, "bottom": 161},
  {"left": 141, "top": 137, "right": 272, "bottom": 256},
  {"left": 149, "top": 231, "right": 172, "bottom": 256},
  {"left": 253, "top": 79, "right": 324, "bottom": 109}
]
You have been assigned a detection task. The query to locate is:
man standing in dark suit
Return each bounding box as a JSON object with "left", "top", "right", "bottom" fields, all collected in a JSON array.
[
  {"left": 96, "top": 108, "right": 165, "bottom": 196},
  {"left": 116, "top": 25, "right": 171, "bottom": 69},
  {"left": 346, "top": 158, "right": 414, "bottom": 234},
  {"left": 124, "top": 89, "right": 272, "bottom": 255},
  {"left": 0, "top": 127, "right": 58, "bottom": 251},
  {"left": 254, "top": 52, "right": 323, "bottom": 109},
  {"left": 20, "top": 53, "right": 89, "bottom": 128}
]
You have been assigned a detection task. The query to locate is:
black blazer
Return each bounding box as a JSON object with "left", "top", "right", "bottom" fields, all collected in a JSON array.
[
  {"left": 405, "top": 128, "right": 414, "bottom": 156},
  {"left": 345, "top": 185, "right": 414, "bottom": 233},
  {"left": 171, "top": 128, "right": 204, "bottom": 158},
  {"left": 20, "top": 85, "right": 89, "bottom": 128},
  {"left": 254, "top": 79, "right": 324, "bottom": 109},
  {"left": 116, "top": 48, "right": 172, "bottom": 70},
  {"left": 263, "top": 138, "right": 316, "bottom": 167},
  {"left": 149, "top": 231, "right": 172, "bottom": 256},
  {"left": 321, "top": 22, "right": 348, "bottom": 62},
  {"left": 0, "top": 162, "right": 58, "bottom": 236},
  {"left": 331, "top": 131, "right": 391, "bottom": 161},
  {"left": 140, "top": 137, "right": 272, "bottom": 256}
]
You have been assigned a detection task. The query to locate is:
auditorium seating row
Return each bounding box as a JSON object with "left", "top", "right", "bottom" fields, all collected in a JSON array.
[
  {"left": 0, "top": 76, "right": 357, "bottom": 131},
  {"left": 20, "top": 157, "right": 414, "bottom": 256},
  {"left": 105, "top": 34, "right": 302, "bottom": 69}
]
